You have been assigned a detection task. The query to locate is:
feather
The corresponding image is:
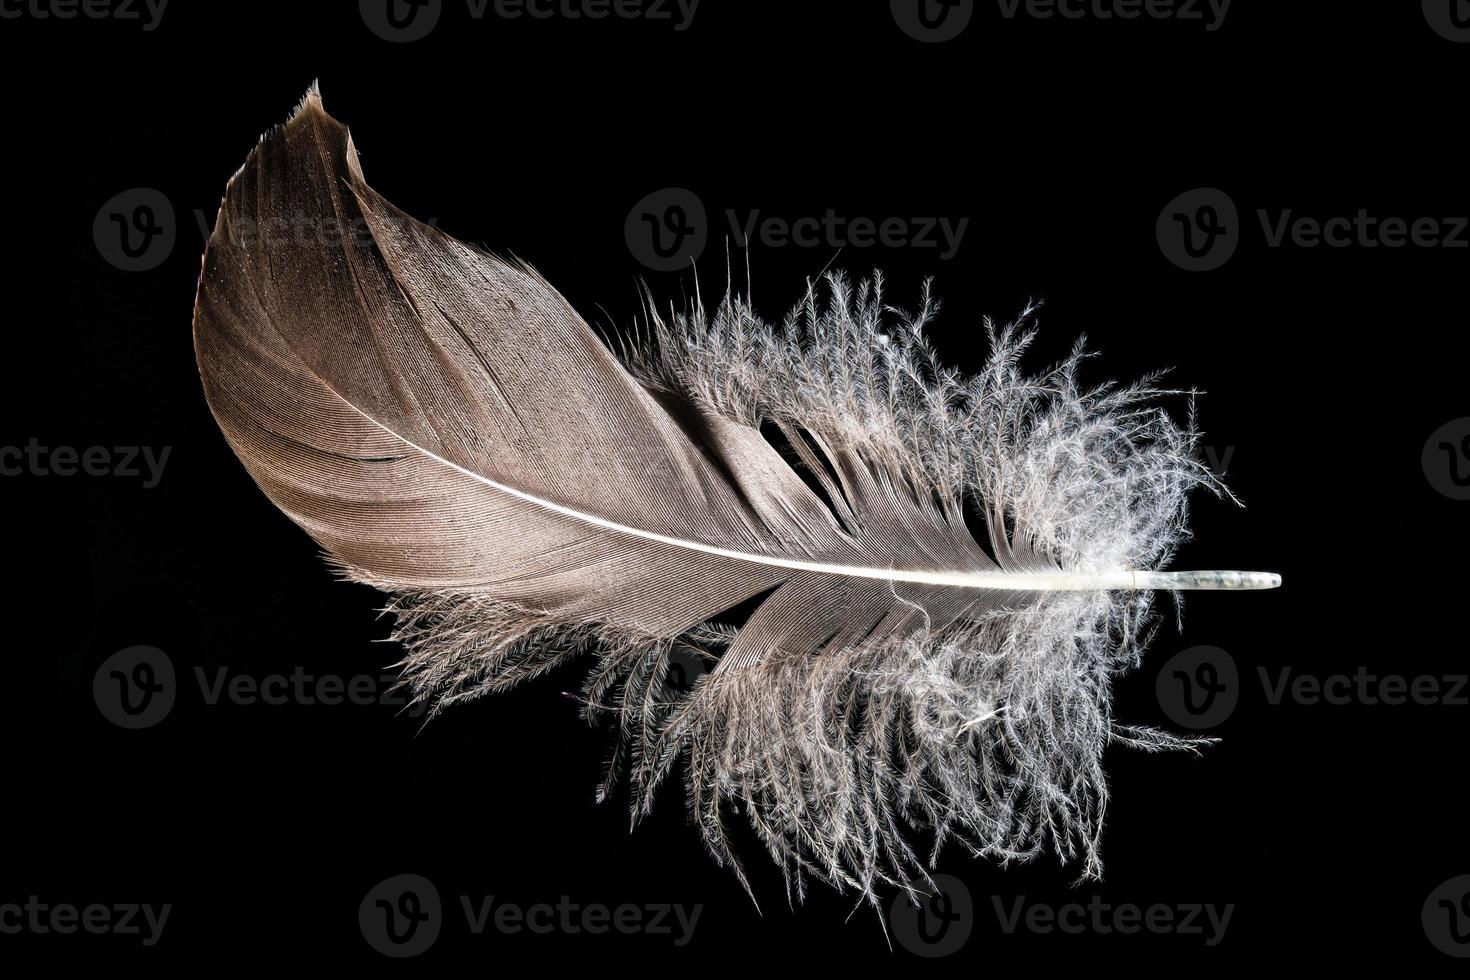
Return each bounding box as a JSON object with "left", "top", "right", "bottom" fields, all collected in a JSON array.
[{"left": 192, "top": 88, "right": 1279, "bottom": 903}]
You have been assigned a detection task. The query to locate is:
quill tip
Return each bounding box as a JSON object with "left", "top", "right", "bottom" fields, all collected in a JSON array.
[{"left": 1138, "top": 570, "right": 1282, "bottom": 591}]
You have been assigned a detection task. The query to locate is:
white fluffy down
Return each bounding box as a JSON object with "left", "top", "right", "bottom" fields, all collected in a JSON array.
[{"left": 379, "top": 274, "right": 1224, "bottom": 906}]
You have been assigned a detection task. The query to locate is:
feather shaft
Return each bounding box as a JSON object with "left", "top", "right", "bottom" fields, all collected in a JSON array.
[{"left": 335, "top": 401, "right": 1278, "bottom": 592}]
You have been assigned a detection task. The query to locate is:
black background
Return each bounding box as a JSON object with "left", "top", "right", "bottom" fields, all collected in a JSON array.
[{"left": 4, "top": 0, "right": 1468, "bottom": 968}]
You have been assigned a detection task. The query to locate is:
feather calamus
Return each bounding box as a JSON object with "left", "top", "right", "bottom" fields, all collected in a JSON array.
[{"left": 192, "top": 88, "right": 1279, "bottom": 903}]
